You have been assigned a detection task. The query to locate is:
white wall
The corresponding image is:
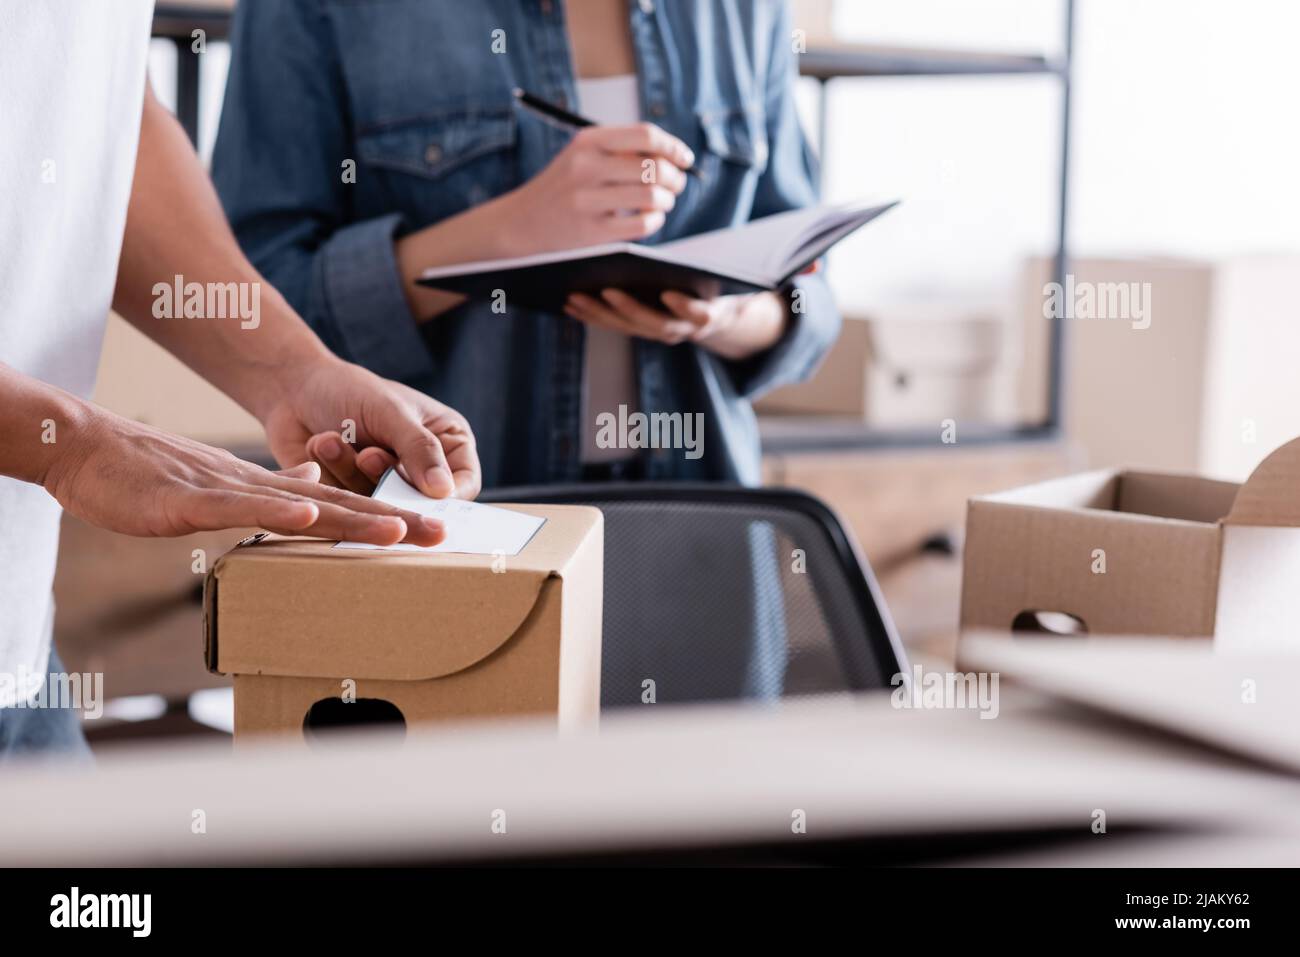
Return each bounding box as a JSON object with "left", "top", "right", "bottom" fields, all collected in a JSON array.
[
  {"left": 155, "top": 1, "right": 1300, "bottom": 271},
  {"left": 818, "top": 0, "right": 1300, "bottom": 303},
  {"left": 806, "top": 0, "right": 1299, "bottom": 476}
]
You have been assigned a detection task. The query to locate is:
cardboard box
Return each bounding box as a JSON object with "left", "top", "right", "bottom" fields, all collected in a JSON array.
[
  {"left": 960, "top": 435, "right": 1300, "bottom": 651},
  {"left": 756, "top": 311, "right": 1015, "bottom": 425},
  {"left": 1017, "top": 255, "right": 1300, "bottom": 479},
  {"left": 754, "top": 315, "right": 872, "bottom": 416},
  {"left": 1016, "top": 256, "right": 1215, "bottom": 472},
  {"left": 203, "top": 504, "right": 603, "bottom": 742}
]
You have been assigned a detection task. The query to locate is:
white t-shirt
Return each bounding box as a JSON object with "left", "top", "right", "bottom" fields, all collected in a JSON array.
[
  {"left": 576, "top": 74, "right": 642, "bottom": 465},
  {"left": 0, "top": 1, "right": 154, "bottom": 705}
]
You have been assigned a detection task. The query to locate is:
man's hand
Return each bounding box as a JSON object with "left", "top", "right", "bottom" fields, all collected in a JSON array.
[
  {"left": 256, "top": 358, "right": 481, "bottom": 499},
  {"left": 109, "top": 83, "right": 482, "bottom": 506},
  {"left": 39, "top": 399, "right": 447, "bottom": 546}
]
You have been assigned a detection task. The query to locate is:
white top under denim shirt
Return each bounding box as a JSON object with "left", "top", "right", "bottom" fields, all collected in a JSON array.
[
  {"left": 575, "top": 74, "right": 642, "bottom": 465},
  {"left": 0, "top": 1, "right": 154, "bottom": 706}
]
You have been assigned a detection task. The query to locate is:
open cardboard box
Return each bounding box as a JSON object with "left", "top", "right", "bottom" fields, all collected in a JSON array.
[
  {"left": 203, "top": 504, "right": 603, "bottom": 743},
  {"left": 960, "top": 435, "right": 1300, "bottom": 651}
]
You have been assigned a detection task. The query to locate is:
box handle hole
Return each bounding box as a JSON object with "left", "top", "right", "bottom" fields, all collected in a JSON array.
[
  {"left": 1011, "top": 610, "right": 1088, "bottom": 636},
  {"left": 303, "top": 697, "right": 406, "bottom": 742}
]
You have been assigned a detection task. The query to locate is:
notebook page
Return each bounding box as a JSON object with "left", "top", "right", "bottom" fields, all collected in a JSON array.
[{"left": 657, "top": 205, "right": 838, "bottom": 282}]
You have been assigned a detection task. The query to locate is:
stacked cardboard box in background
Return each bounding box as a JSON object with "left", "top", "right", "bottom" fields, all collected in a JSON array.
[
  {"left": 1018, "top": 255, "right": 1300, "bottom": 480},
  {"left": 755, "top": 308, "right": 1019, "bottom": 427},
  {"left": 759, "top": 254, "right": 1300, "bottom": 485}
]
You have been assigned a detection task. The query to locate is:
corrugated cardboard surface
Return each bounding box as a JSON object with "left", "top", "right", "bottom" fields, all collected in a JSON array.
[
  {"left": 1214, "top": 436, "right": 1300, "bottom": 653},
  {"left": 555, "top": 507, "right": 604, "bottom": 729},
  {"left": 205, "top": 504, "right": 603, "bottom": 738},
  {"left": 961, "top": 470, "right": 1229, "bottom": 637},
  {"left": 1115, "top": 470, "right": 1239, "bottom": 523},
  {"left": 964, "top": 436, "right": 1300, "bottom": 651},
  {"left": 231, "top": 575, "right": 564, "bottom": 735},
  {"left": 213, "top": 547, "right": 548, "bottom": 679}
]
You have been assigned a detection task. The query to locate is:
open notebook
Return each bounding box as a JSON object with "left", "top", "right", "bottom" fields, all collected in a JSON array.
[{"left": 418, "top": 198, "right": 898, "bottom": 313}]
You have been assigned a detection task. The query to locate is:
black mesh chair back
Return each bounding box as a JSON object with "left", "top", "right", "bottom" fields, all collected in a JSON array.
[{"left": 479, "top": 484, "right": 908, "bottom": 709}]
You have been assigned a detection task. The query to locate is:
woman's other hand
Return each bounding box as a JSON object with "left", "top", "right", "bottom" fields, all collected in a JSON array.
[{"left": 564, "top": 288, "right": 789, "bottom": 362}]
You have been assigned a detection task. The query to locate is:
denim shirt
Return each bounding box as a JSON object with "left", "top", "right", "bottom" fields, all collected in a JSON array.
[{"left": 213, "top": 0, "right": 840, "bottom": 489}]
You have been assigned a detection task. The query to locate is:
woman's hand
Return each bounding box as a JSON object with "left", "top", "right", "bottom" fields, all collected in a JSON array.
[
  {"left": 564, "top": 288, "right": 790, "bottom": 361},
  {"left": 495, "top": 124, "right": 694, "bottom": 256},
  {"left": 397, "top": 122, "right": 694, "bottom": 321}
]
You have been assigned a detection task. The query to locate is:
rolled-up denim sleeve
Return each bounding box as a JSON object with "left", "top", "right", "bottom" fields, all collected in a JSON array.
[
  {"left": 725, "top": 270, "right": 839, "bottom": 399},
  {"left": 722, "top": 0, "right": 841, "bottom": 401},
  {"left": 311, "top": 213, "right": 436, "bottom": 382},
  {"left": 211, "top": 0, "right": 434, "bottom": 384}
]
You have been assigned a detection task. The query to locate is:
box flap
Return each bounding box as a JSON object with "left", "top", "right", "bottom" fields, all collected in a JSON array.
[
  {"left": 1215, "top": 437, "right": 1300, "bottom": 653},
  {"left": 1224, "top": 436, "right": 1300, "bottom": 527},
  {"left": 208, "top": 504, "right": 601, "bottom": 680}
]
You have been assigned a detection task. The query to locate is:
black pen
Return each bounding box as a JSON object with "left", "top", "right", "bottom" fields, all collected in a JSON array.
[{"left": 512, "top": 87, "right": 703, "bottom": 179}]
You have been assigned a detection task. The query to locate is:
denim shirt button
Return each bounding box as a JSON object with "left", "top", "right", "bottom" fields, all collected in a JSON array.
[
  {"left": 649, "top": 102, "right": 667, "bottom": 117},
  {"left": 424, "top": 143, "right": 443, "bottom": 165},
  {"left": 637, "top": 0, "right": 655, "bottom": 14}
]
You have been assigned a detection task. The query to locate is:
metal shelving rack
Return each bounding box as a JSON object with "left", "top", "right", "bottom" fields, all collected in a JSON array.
[
  {"left": 780, "top": 1, "right": 1074, "bottom": 453},
  {"left": 152, "top": 2, "right": 233, "bottom": 143},
  {"left": 151, "top": 0, "right": 1074, "bottom": 455}
]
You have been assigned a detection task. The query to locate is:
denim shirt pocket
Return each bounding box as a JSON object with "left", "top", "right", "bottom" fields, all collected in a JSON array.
[
  {"left": 665, "top": 104, "right": 770, "bottom": 232},
  {"left": 356, "top": 105, "right": 519, "bottom": 223},
  {"left": 696, "top": 105, "right": 770, "bottom": 175}
]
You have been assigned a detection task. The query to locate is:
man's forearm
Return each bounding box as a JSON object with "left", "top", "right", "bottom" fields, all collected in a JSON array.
[
  {"left": 0, "top": 364, "right": 92, "bottom": 488},
  {"left": 112, "top": 83, "right": 334, "bottom": 422}
]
